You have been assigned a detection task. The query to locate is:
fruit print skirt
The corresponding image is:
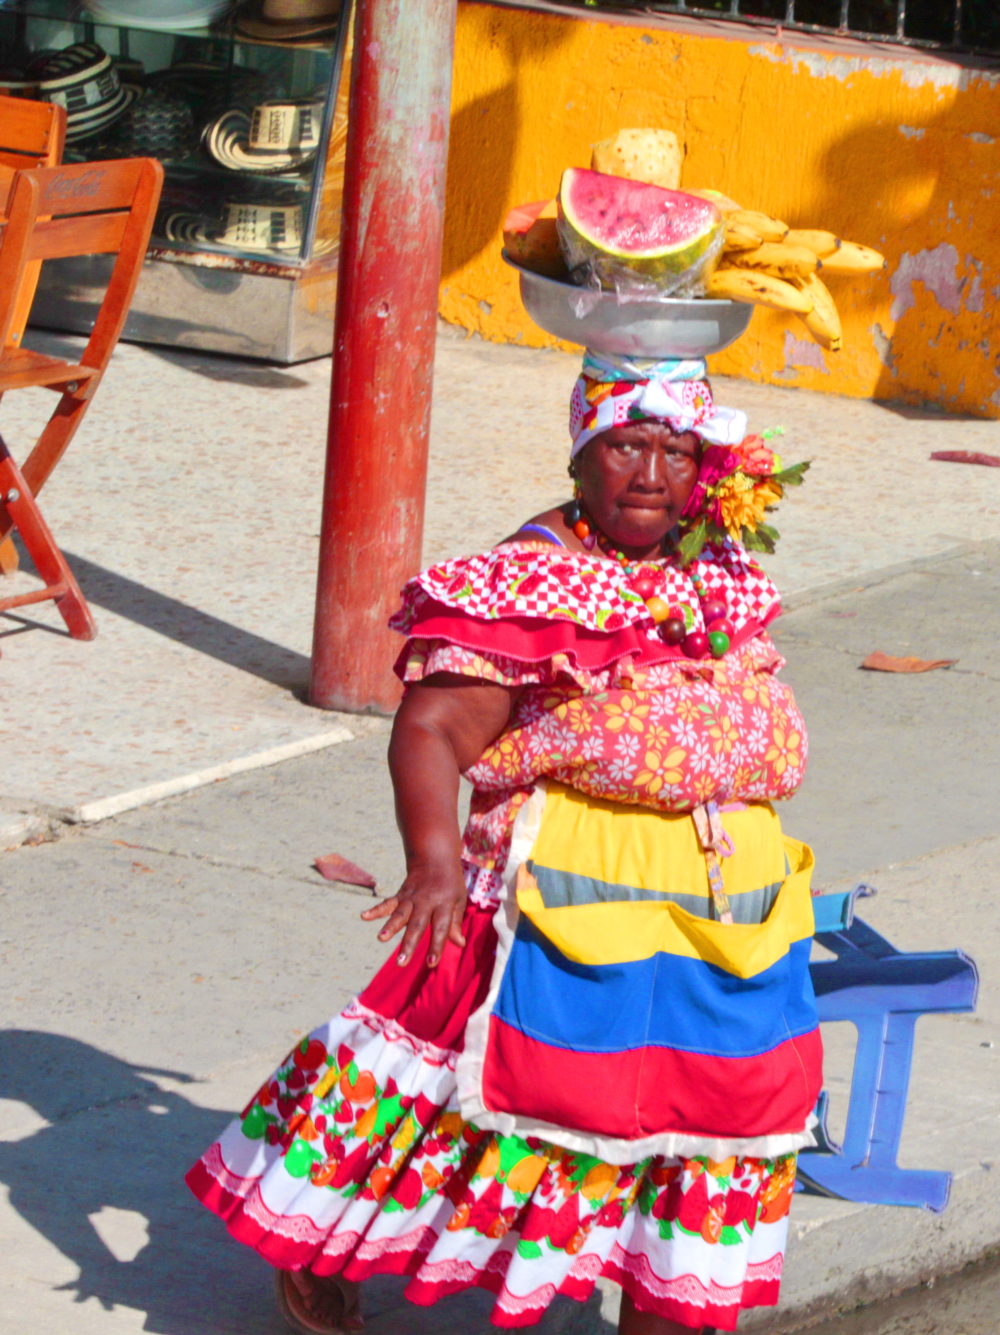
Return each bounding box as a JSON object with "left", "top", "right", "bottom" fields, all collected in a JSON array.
[{"left": 186, "top": 905, "right": 800, "bottom": 1331}]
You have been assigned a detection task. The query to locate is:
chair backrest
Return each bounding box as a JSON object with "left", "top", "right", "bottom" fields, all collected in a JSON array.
[
  {"left": 0, "top": 95, "right": 67, "bottom": 345},
  {"left": 0, "top": 156, "right": 164, "bottom": 370},
  {"left": 0, "top": 93, "right": 66, "bottom": 168}
]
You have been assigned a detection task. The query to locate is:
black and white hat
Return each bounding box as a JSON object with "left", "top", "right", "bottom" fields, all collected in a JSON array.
[{"left": 32, "top": 43, "right": 139, "bottom": 143}]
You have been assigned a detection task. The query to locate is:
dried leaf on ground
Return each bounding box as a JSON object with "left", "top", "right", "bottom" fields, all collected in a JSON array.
[
  {"left": 314, "top": 852, "right": 378, "bottom": 889},
  {"left": 930, "top": 450, "right": 1000, "bottom": 467},
  {"left": 861, "top": 651, "right": 957, "bottom": 673}
]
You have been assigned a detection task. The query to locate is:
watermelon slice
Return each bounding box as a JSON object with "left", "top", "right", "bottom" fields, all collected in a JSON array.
[{"left": 557, "top": 167, "right": 723, "bottom": 295}]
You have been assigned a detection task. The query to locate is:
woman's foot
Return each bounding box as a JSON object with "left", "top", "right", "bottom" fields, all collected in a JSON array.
[
  {"left": 275, "top": 1268, "right": 363, "bottom": 1335},
  {"left": 618, "top": 1290, "right": 704, "bottom": 1335}
]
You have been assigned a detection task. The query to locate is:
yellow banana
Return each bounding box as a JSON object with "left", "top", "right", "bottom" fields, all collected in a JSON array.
[
  {"left": 792, "top": 272, "right": 843, "bottom": 351},
  {"left": 704, "top": 266, "right": 813, "bottom": 314},
  {"left": 784, "top": 228, "right": 841, "bottom": 258},
  {"left": 686, "top": 187, "right": 743, "bottom": 215},
  {"left": 727, "top": 209, "right": 789, "bottom": 242},
  {"left": 722, "top": 220, "right": 764, "bottom": 252},
  {"left": 818, "top": 240, "right": 886, "bottom": 275},
  {"left": 729, "top": 241, "right": 821, "bottom": 278}
]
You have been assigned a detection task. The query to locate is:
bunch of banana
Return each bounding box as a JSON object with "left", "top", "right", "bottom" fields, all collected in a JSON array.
[{"left": 696, "top": 196, "right": 887, "bottom": 352}]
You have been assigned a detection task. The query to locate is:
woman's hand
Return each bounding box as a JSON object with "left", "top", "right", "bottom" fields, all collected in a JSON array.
[
  {"left": 372, "top": 673, "right": 517, "bottom": 969},
  {"left": 360, "top": 859, "right": 467, "bottom": 968}
]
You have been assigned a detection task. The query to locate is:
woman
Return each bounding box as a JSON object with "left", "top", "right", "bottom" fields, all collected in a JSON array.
[{"left": 186, "top": 353, "right": 820, "bottom": 1335}]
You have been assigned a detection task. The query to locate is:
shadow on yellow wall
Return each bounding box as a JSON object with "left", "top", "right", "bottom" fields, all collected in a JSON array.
[
  {"left": 441, "top": 14, "right": 573, "bottom": 280},
  {"left": 808, "top": 100, "right": 999, "bottom": 417}
]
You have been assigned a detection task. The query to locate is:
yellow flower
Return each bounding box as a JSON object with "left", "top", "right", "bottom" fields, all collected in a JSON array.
[
  {"left": 634, "top": 746, "right": 687, "bottom": 794},
  {"left": 554, "top": 698, "right": 595, "bottom": 735},
  {"left": 603, "top": 694, "right": 651, "bottom": 733},
  {"left": 764, "top": 726, "right": 802, "bottom": 777},
  {"left": 708, "top": 712, "right": 739, "bottom": 755}
]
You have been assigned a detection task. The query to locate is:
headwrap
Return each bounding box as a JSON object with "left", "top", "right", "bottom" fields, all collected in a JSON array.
[{"left": 569, "top": 351, "right": 747, "bottom": 459}]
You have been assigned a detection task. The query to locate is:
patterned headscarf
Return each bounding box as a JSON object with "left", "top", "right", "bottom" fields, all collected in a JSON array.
[{"left": 569, "top": 351, "right": 747, "bottom": 459}]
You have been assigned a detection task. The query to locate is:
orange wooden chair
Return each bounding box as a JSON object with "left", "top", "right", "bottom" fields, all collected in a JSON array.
[
  {"left": 0, "top": 156, "right": 163, "bottom": 639},
  {"left": 0, "top": 94, "right": 67, "bottom": 574}
]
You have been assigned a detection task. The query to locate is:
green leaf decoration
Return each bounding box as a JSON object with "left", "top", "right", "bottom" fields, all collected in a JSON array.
[
  {"left": 720, "top": 1225, "right": 743, "bottom": 1245},
  {"left": 772, "top": 460, "right": 810, "bottom": 486},
  {"left": 517, "top": 1240, "right": 543, "bottom": 1259},
  {"left": 658, "top": 1218, "right": 674, "bottom": 1241},
  {"left": 677, "top": 518, "right": 709, "bottom": 566},
  {"left": 381, "top": 1197, "right": 405, "bottom": 1213},
  {"left": 743, "top": 527, "right": 776, "bottom": 554}
]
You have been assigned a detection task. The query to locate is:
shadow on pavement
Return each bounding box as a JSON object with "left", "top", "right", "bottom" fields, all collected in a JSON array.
[
  {"left": 17, "top": 551, "right": 312, "bottom": 692},
  {"left": 0, "top": 1030, "right": 613, "bottom": 1335}
]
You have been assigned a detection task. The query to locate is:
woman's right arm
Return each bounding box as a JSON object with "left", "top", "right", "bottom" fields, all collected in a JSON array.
[{"left": 361, "top": 674, "right": 517, "bottom": 968}]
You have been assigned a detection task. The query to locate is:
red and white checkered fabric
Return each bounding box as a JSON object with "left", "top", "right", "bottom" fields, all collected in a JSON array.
[{"left": 390, "top": 542, "right": 779, "bottom": 643}]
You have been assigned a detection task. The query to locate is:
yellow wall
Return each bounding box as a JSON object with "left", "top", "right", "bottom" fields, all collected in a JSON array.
[{"left": 439, "top": 3, "right": 1000, "bottom": 417}]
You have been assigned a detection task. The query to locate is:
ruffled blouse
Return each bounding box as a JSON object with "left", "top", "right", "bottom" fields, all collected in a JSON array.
[{"left": 390, "top": 542, "right": 807, "bottom": 903}]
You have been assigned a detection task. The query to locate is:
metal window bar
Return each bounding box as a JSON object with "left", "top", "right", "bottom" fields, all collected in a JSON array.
[{"left": 587, "top": 0, "right": 997, "bottom": 59}]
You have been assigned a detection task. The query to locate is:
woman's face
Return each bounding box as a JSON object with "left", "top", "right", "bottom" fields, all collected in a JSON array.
[{"left": 576, "top": 419, "right": 701, "bottom": 554}]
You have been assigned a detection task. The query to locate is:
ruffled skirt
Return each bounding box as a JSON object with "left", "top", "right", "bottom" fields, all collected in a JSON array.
[{"left": 186, "top": 902, "right": 798, "bottom": 1331}]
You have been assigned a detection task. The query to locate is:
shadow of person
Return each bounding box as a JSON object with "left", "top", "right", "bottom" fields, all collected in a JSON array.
[
  {"left": 805, "top": 82, "right": 997, "bottom": 418},
  {"left": 440, "top": 16, "right": 574, "bottom": 281},
  {"left": 0, "top": 1029, "right": 276, "bottom": 1334},
  {"left": 0, "top": 1030, "right": 616, "bottom": 1334}
]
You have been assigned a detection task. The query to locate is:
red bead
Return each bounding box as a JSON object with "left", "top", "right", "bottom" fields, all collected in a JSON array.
[
  {"left": 701, "top": 598, "right": 727, "bottom": 626},
  {"left": 631, "top": 575, "right": 658, "bottom": 600},
  {"left": 708, "top": 617, "right": 735, "bottom": 639},
  {"left": 662, "top": 617, "right": 686, "bottom": 645},
  {"left": 682, "top": 631, "right": 710, "bottom": 659}
]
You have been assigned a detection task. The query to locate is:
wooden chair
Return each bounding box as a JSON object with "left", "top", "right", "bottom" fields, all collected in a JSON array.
[
  {"left": 0, "top": 94, "right": 67, "bottom": 574},
  {"left": 0, "top": 156, "right": 163, "bottom": 639}
]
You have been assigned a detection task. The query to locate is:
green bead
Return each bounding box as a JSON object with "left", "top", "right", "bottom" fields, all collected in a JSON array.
[{"left": 708, "top": 630, "right": 731, "bottom": 658}]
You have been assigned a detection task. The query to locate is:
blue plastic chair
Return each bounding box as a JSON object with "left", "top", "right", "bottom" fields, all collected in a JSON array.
[{"left": 797, "top": 884, "right": 979, "bottom": 1212}]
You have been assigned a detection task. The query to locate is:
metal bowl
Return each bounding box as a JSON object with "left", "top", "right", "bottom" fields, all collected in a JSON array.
[{"left": 503, "top": 252, "right": 753, "bottom": 358}]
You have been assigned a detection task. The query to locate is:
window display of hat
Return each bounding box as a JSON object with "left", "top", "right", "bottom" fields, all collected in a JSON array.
[
  {"left": 83, "top": 0, "right": 234, "bottom": 31},
  {"left": 29, "top": 42, "right": 140, "bottom": 144},
  {"left": 236, "top": 0, "right": 341, "bottom": 41}
]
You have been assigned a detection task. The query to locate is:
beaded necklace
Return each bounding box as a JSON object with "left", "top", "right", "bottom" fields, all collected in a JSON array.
[{"left": 567, "top": 499, "right": 734, "bottom": 659}]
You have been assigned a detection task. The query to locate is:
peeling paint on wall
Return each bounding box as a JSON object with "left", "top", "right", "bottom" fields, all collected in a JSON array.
[
  {"left": 782, "top": 329, "right": 829, "bottom": 374},
  {"left": 966, "top": 261, "right": 985, "bottom": 314},
  {"left": 890, "top": 244, "right": 961, "bottom": 320},
  {"left": 441, "top": 4, "right": 1000, "bottom": 417},
  {"left": 753, "top": 44, "right": 994, "bottom": 92},
  {"left": 871, "top": 323, "right": 894, "bottom": 371}
]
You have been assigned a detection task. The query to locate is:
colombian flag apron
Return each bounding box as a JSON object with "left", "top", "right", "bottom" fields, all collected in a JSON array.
[{"left": 457, "top": 781, "right": 822, "bottom": 1164}]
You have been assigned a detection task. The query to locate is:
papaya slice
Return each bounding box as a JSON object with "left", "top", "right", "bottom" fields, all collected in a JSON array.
[{"left": 502, "top": 198, "right": 566, "bottom": 279}]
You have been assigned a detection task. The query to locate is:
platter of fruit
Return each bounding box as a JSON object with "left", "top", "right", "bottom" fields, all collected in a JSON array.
[
  {"left": 502, "top": 252, "right": 754, "bottom": 357},
  {"left": 502, "top": 128, "right": 886, "bottom": 358}
]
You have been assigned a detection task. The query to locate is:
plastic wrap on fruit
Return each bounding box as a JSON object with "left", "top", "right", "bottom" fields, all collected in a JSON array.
[{"left": 557, "top": 167, "right": 725, "bottom": 302}]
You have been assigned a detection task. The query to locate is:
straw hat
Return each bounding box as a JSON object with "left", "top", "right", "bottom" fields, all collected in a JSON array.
[{"left": 236, "top": 0, "right": 340, "bottom": 40}]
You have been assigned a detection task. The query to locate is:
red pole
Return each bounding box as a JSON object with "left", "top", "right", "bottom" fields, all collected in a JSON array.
[{"left": 309, "top": 0, "right": 458, "bottom": 712}]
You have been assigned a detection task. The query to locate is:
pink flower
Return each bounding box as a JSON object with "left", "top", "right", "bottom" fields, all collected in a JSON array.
[
  {"left": 681, "top": 446, "right": 740, "bottom": 521},
  {"left": 737, "top": 434, "right": 777, "bottom": 476}
]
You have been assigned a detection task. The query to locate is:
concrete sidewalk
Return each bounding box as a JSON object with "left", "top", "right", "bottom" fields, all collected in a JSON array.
[
  {"left": 1, "top": 327, "right": 999, "bottom": 1333},
  {"left": 2, "top": 323, "right": 1000, "bottom": 842}
]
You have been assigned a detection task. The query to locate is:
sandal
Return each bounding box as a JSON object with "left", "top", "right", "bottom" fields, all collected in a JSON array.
[{"left": 274, "top": 1269, "right": 363, "bottom": 1335}]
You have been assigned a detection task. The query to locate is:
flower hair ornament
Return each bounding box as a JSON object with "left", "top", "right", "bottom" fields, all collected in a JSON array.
[{"left": 677, "top": 427, "right": 810, "bottom": 566}]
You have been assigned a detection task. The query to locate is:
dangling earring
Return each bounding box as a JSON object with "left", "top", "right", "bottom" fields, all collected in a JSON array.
[{"left": 567, "top": 478, "right": 582, "bottom": 526}]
